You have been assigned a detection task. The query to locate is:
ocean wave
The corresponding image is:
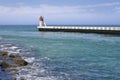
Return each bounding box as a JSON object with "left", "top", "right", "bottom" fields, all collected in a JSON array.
[{"left": 0, "top": 43, "right": 67, "bottom": 80}]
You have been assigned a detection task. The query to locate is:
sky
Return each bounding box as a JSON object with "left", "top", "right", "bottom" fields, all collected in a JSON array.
[{"left": 0, "top": 0, "right": 120, "bottom": 25}]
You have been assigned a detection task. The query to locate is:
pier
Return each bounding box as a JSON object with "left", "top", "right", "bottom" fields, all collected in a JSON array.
[
  {"left": 37, "top": 16, "right": 120, "bottom": 35},
  {"left": 37, "top": 26, "right": 120, "bottom": 34}
]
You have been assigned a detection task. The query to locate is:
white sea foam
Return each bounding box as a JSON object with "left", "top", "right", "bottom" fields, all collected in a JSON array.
[
  {"left": 10, "top": 46, "right": 18, "bottom": 50},
  {"left": 24, "top": 57, "right": 35, "bottom": 63},
  {"left": 16, "top": 61, "right": 57, "bottom": 80},
  {"left": 16, "top": 75, "right": 57, "bottom": 80},
  {"left": 40, "top": 57, "right": 51, "bottom": 61}
]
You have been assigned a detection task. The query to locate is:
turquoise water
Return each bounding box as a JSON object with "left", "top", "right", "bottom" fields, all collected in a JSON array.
[{"left": 0, "top": 25, "right": 120, "bottom": 80}]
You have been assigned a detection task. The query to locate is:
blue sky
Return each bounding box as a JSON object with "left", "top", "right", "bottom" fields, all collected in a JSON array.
[{"left": 0, "top": 0, "right": 120, "bottom": 25}]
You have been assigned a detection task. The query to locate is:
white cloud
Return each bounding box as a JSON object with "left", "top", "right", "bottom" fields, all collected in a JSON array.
[
  {"left": 0, "top": 5, "right": 85, "bottom": 15},
  {"left": 0, "top": 2, "right": 120, "bottom": 24},
  {"left": 114, "top": 6, "right": 120, "bottom": 13},
  {"left": 82, "top": 2, "right": 120, "bottom": 8},
  {"left": 0, "top": 2, "right": 119, "bottom": 15}
]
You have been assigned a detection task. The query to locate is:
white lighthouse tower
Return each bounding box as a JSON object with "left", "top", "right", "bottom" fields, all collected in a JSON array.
[{"left": 39, "top": 16, "right": 46, "bottom": 26}]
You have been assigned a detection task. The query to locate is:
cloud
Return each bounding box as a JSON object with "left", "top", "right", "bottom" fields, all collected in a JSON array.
[
  {"left": 114, "top": 6, "right": 120, "bottom": 13},
  {"left": 0, "top": 5, "right": 89, "bottom": 21},
  {"left": 82, "top": 2, "right": 120, "bottom": 8},
  {"left": 0, "top": 2, "right": 120, "bottom": 25},
  {"left": 0, "top": 2, "right": 119, "bottom": 15},
  {"left": 0, "top": 5, "right": 84, "bottom": 15}
]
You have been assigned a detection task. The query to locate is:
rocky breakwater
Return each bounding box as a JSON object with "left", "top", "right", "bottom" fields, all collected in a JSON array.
[{"left": 0, "top": 44, "right": 29, "bottom": 80}]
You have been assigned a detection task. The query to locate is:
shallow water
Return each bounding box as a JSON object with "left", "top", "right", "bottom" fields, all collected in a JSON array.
[{"left": 0, "top": 25, "right": 120, "bottom": 80}]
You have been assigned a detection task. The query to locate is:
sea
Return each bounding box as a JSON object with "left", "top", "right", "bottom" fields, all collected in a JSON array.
[{"left": 0, "top": 25, "right": 120, "bottom": 80}]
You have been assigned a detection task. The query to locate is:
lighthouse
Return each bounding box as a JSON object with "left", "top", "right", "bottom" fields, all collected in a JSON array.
[{"left": 39, "top": 16, "right": 46, "bottom": 26}]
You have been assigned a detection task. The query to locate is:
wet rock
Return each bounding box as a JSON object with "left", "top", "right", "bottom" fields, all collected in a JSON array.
[
  {"left": 1, "top": 51, "right": 9, "bottom": 58},
  {"left": 13, "top": 77, "right": 17, "bottom": 80},
  {"left": 14, "top": 54, "right": 22, "bottom": 59},
  {"left": 9, "top": 54, "right": 16, "bottom": 58},
  {"left": 6, "top": 67, "right": 18, "bottom": 72},
  {"left": 20, "top": 77, "right": 25, "bottom": 80},
  {"left": 13, "top": 77, "right": 25, "bottom": 80},
  {"left": 0, "top": 61, "right": 10, "bottom": 68},
  {"left": 10, "top": 54, "right": 22, "bottom": 59},
  {"left": 13, "top": 58, "right": 28, "bottom": 66},
  {"left": 0, "top": 44, "right": 30, "bottom": 80}
]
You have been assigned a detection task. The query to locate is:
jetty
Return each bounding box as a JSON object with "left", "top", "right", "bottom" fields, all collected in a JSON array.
[{"left": 37, "top": 16, "right": 120, "bottom": 35}]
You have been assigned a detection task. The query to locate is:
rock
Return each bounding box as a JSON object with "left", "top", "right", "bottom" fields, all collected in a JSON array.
[
  {"left": 20, "top": 77, "right": 25, "bottom": 80},
  {"left": 6, "top": 67, "right": 18, "bottom": 72},
  {"left": 13, "top": 58, "right": 28, "bottom": 66},
  {"left": 9, "top": 54, "right": 16, "bottom": 58},
  {"left": 0, "top": 61, "right": 10, "bottom": 68},
  {"left": 13, "top": 77, "right": 17, "bottom": 80},
  {"left": 1, "top": 51, "right": 9, "bottom": 58},
  {"left": 14, "top": 54, "right": 22, "bottom": 59},
  {"left": 12, "top": 77, "right": 25, "bottom": 80},
  {"left": 9, "top": 54, "right": 22, "bottom": 61}
]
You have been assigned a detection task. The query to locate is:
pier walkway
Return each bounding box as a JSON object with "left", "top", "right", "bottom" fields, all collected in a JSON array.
[{"left": 37, "top": 26, "right": 120, "bottom": 34}]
